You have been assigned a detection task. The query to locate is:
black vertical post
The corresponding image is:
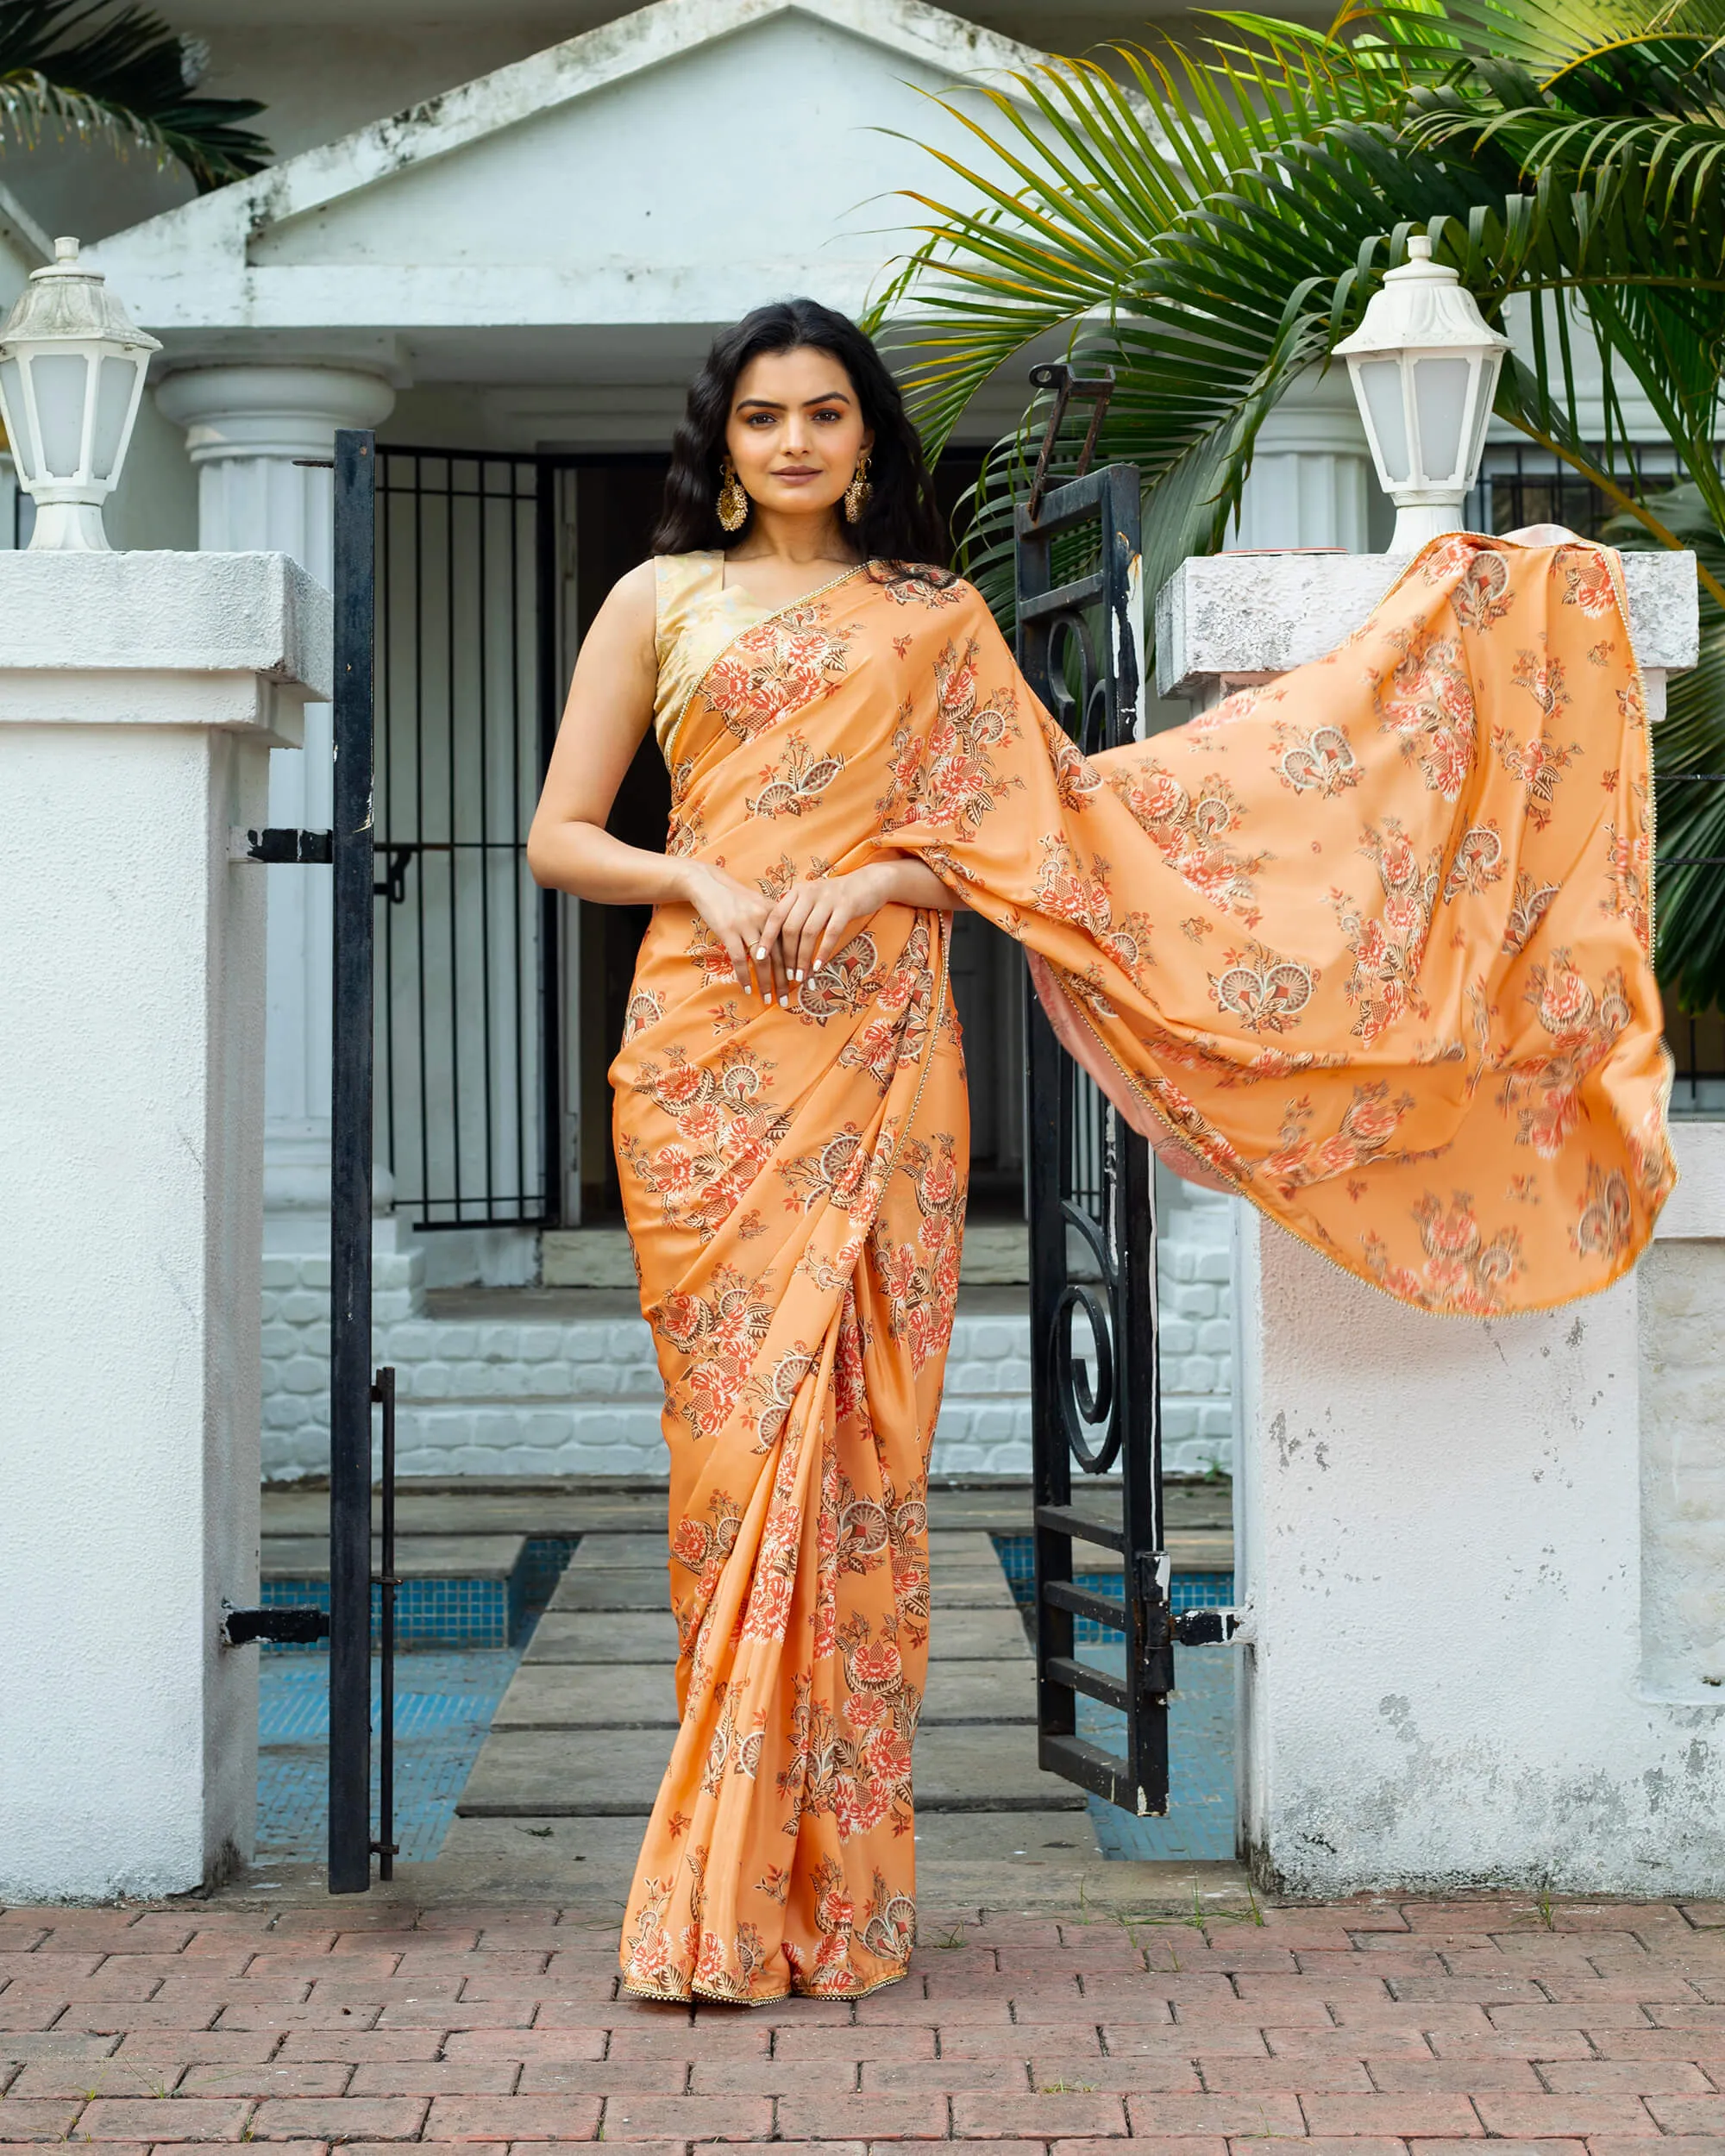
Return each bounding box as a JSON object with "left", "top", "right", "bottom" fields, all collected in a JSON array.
[
  {"left": 1015, "top": 416, "right": 1170, "bottom": 1819},
  {"left": 1017, "top": 508, "right": 1077, "bottom": 1761},
  {"left": 329, "top": 427, "right": 378, "bottom": 1896},
  {"left": 373, "top": 1365, "right": 397, "bottom": 1882},
  {"left": 535, "top": 461, "right": 563, "bottom": 1225}
]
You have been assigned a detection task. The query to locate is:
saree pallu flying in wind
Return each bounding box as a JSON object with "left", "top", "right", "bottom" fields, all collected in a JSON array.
[{"left": 613, "top": 535, "right": 1674, "bottom": 2004}]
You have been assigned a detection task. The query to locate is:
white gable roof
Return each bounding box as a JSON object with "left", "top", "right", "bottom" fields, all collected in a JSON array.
[{"left": 85, "top": 0, "right": 1044, "bottom": 365}]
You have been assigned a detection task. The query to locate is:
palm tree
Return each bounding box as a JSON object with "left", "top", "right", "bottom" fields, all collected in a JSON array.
[
  {"left": 0, "top": 0, "right": 267, "bottom": 195},
  {"left": 883, "top": 0, "right": 1725, "bottom": 1004}
]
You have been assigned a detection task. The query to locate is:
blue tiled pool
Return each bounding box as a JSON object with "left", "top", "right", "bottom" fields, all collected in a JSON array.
[{"left": 256, "top": 1642, "right": 527, "bottom": 1864}]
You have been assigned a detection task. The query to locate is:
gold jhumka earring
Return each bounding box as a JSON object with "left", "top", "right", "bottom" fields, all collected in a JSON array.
[
  {"left": 716, "top": 455, "right": 749, "bottom": 533},
  {"left": 843, "top": 447, "right": 873, "bottom": 524}
]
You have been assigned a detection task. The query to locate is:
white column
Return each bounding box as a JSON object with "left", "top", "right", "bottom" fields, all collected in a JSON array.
[
  {"left": 1232, "top": 364, "right": 1372, "bottom": 552},
  {"left": 1155, "top": 546, "right": 1710, "bottom": 1891},
  {"left": 0, "top": 551, "right": 330, "bottom": 1898},
  {"left": 155, "top": 365, "right": 396, "bottom": 1232}
]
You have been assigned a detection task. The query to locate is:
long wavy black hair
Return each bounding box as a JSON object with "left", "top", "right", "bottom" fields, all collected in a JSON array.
[{"left": 651, "top": 298, "right": 946, "bottom": 567}]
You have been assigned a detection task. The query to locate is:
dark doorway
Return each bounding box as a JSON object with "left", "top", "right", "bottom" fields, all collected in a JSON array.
[{"left": 568, "top": 456, "right": 674, "bottom": 1222}]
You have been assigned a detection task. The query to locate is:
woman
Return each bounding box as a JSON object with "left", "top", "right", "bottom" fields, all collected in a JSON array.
[{"left": 528, "top": 298, "right": 1672, "bottom": 2003}]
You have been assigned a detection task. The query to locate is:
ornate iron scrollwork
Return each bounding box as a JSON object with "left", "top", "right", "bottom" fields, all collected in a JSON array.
[{"left": 1016, "top": 379, "right": 1171, "bottom": 1819}]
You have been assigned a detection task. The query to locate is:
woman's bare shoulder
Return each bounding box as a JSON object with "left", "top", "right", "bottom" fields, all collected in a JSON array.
[{"left": 584, "top": 558, "right": 658, "bottom": 649}]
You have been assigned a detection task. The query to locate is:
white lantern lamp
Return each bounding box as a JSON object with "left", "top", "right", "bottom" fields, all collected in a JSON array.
[
  {"left": 0, "top": 235, "right": 160, "bottom": 550},
  {"left": 1334, "top": 232, "right": 1511, "bottom": 551}
]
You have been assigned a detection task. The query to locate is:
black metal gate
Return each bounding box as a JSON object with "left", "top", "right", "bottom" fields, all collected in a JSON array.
[
  {"left": 373, "top": 450, "right": 560, "bottom": 1231},
  {"left": 1014, "top": 373, "right": 1175, "bottom": 1817}
]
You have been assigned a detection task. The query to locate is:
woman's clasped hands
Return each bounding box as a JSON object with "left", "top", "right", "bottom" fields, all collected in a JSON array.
[{"left": 677, "top": 857, "right": 924, "bottom": 1008}]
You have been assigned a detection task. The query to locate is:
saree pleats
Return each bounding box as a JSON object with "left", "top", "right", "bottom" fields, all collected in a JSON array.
[{"left": 613, "top": 538, "right": 1673, "bottom": 2002}]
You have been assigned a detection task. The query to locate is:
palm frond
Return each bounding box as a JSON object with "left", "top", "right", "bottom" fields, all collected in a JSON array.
[{"left": 0, "top": 0, "right": 267, "bottom": 191}]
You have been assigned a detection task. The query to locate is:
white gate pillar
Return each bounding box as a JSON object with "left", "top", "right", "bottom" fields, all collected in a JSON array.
[
  {"left": 1156, "top": 546, "right": 1725, "bottom": 1895},
  {"left": 155, "top": 365, "right": 396, "bottom": 1226},
  {"left": 0, "top": 551, "right": 330, "bottom": 1899},
  {"left": 156, "top": 367, "right": 398, "bottom": 1482}
]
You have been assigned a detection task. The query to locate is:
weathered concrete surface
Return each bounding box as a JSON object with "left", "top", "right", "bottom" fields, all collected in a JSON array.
[
  {"left": 1157, "top": 543, "right": 1698, "bottom": 697},
  {"left": 459, "top": 1516, "right": 1094, "bottom": 1857},
  {"left": 911, "top": 1726, "right": 1088, "bottom": 1812},
  {"left": 492, "top": 1664, "right": 681, "bottom": 1729},
  {"left": 459, "top": 1727, "right": 677, "bottom": 1816},
  {"left": 1234, "top": 1124, "right": 1725, "bottom": 1897},
  {"left": 546, "top": 1567, "right": 676, "bottom": 1613},
  {"left": 528, "top": 1610, "right": 680, "bottom": 1663},
  {"left": 493, "top": 1656, "right": 1035, "bottom": 1730},
  {"left": 920, "top": 1661, "right": 1036, "bottom": 1723},
  {"left": 260, "top": 1532, "right": 526, "bottom": 1582},
  {"left": 909, "top": 1608, "right": 1032, "bottom": 1659}
]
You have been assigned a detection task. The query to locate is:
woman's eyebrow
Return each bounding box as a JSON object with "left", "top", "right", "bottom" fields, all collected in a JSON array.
[{"left": 734, "top": 391, "right": 854, "bottom": 411}]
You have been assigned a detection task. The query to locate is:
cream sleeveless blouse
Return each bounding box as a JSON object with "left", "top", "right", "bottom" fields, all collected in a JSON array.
[
  {"left": 652, "top": 553, "right": 768, "bottom": 760},
  {"left": 652, "top": 551, "right": 867, "bottom": 761}
]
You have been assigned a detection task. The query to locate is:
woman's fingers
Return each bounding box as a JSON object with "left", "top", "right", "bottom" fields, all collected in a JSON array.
[
  {"left": 801, "top": 892, "right": 845, "bottom": 981},
  {"left": 769, "top": 893, "right": 810, "bottom": 1005},
  {"left": 775, "top": 887, "right": 819, "bottom": 993},
  {"left": 723, "top": 928, "right": 755, "bottom": 995}
]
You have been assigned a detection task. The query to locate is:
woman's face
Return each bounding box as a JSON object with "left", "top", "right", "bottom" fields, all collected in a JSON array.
[{"left": 724, "top": 344, "right": 873, "bottom": 526}]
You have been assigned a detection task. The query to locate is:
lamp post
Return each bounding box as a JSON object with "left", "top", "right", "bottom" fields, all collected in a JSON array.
[
  {"left": 1334, "top": 233, "right": 1511, "bottom": 551},
  {"left": 0, "top": 236, "right": 160, "bottom": 550}
]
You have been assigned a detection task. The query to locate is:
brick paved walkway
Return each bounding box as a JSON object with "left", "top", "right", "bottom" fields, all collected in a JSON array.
[{"left": 4, "top": 1892, "right": 1725, "bottom": 2150}]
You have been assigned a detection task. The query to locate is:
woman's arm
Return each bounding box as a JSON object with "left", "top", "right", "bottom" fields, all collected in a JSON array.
[{"left": 526, "top": 563, "right": 786, "bottom": 997}]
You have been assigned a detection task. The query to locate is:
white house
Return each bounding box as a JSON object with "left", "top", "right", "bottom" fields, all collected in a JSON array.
[
  {"left": 0, "top": 0, "right": 1661, "bottom": 1482},
  {"left": 0, "top": 0, "right": 1241, "bottom": 1481}
]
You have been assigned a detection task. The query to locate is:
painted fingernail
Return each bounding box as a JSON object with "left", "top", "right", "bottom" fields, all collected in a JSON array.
[{"left": 755, "top": 946, "right": 767, "bottom": 962}]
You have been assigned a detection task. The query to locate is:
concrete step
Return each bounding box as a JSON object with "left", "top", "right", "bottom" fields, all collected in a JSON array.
[
  {"left": 458, "top": 1721, "right": 1084, "bottom": 1816},
  {"left": 494, "top": 1664, "right": 679, "bottom": 1729},
  {"left": 547, "top": 1567, "right": 671, "bottom": 1613},
  {"left": 490, "top": 1656, "right": 1032, "bottom": 1732},
  {"left": 527, "top": 1611, "right": 679, "bottom": 1664},
  {"left": 260, "top": 1532, "right": 527, "bottom": 1582},
  {"left": 919, "top": 1608, "right": 1031, "bottom": 1659},
  {"left": 354, "top": 1286, "right": 1037, "bottom": 1480},
  {"left": 543, "top": 1223, "right": 1032, "bottom": 1289},
  {"left": 258, "top": 1485, "right": 672, "bottom": 1539},
  {"left": 458, "top": 1727, "right": 673, "bottom": 1816}
]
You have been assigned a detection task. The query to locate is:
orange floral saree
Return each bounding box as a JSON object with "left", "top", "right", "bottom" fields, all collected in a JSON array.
[{"left": 612, "top": 534, "right": 1672, "bottom": 2003}]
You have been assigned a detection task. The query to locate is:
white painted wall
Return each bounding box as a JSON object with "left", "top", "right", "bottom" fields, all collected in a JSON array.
[
  {"left": 0, "top": 551, "right": 329, "bottom": 1901},
  {"left": 1233, "top": 1130, "right": 1725, "bottom": 1896}
]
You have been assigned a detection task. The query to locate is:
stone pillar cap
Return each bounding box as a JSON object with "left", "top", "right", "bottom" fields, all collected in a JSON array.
[{"left": 1155, "top": 545, "right": 1699, "bottom": 699}]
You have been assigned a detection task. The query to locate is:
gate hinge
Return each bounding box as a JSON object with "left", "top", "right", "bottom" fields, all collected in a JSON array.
[
  {"left": 221, "top": 1604, "right": 331, "bottom": 1647},
  {"left": 229, "top": 825, "right": 333, "bottom": 867},
  {"left": 1173, "top": 1607, "right": 1247, "bottom": 1647}
]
